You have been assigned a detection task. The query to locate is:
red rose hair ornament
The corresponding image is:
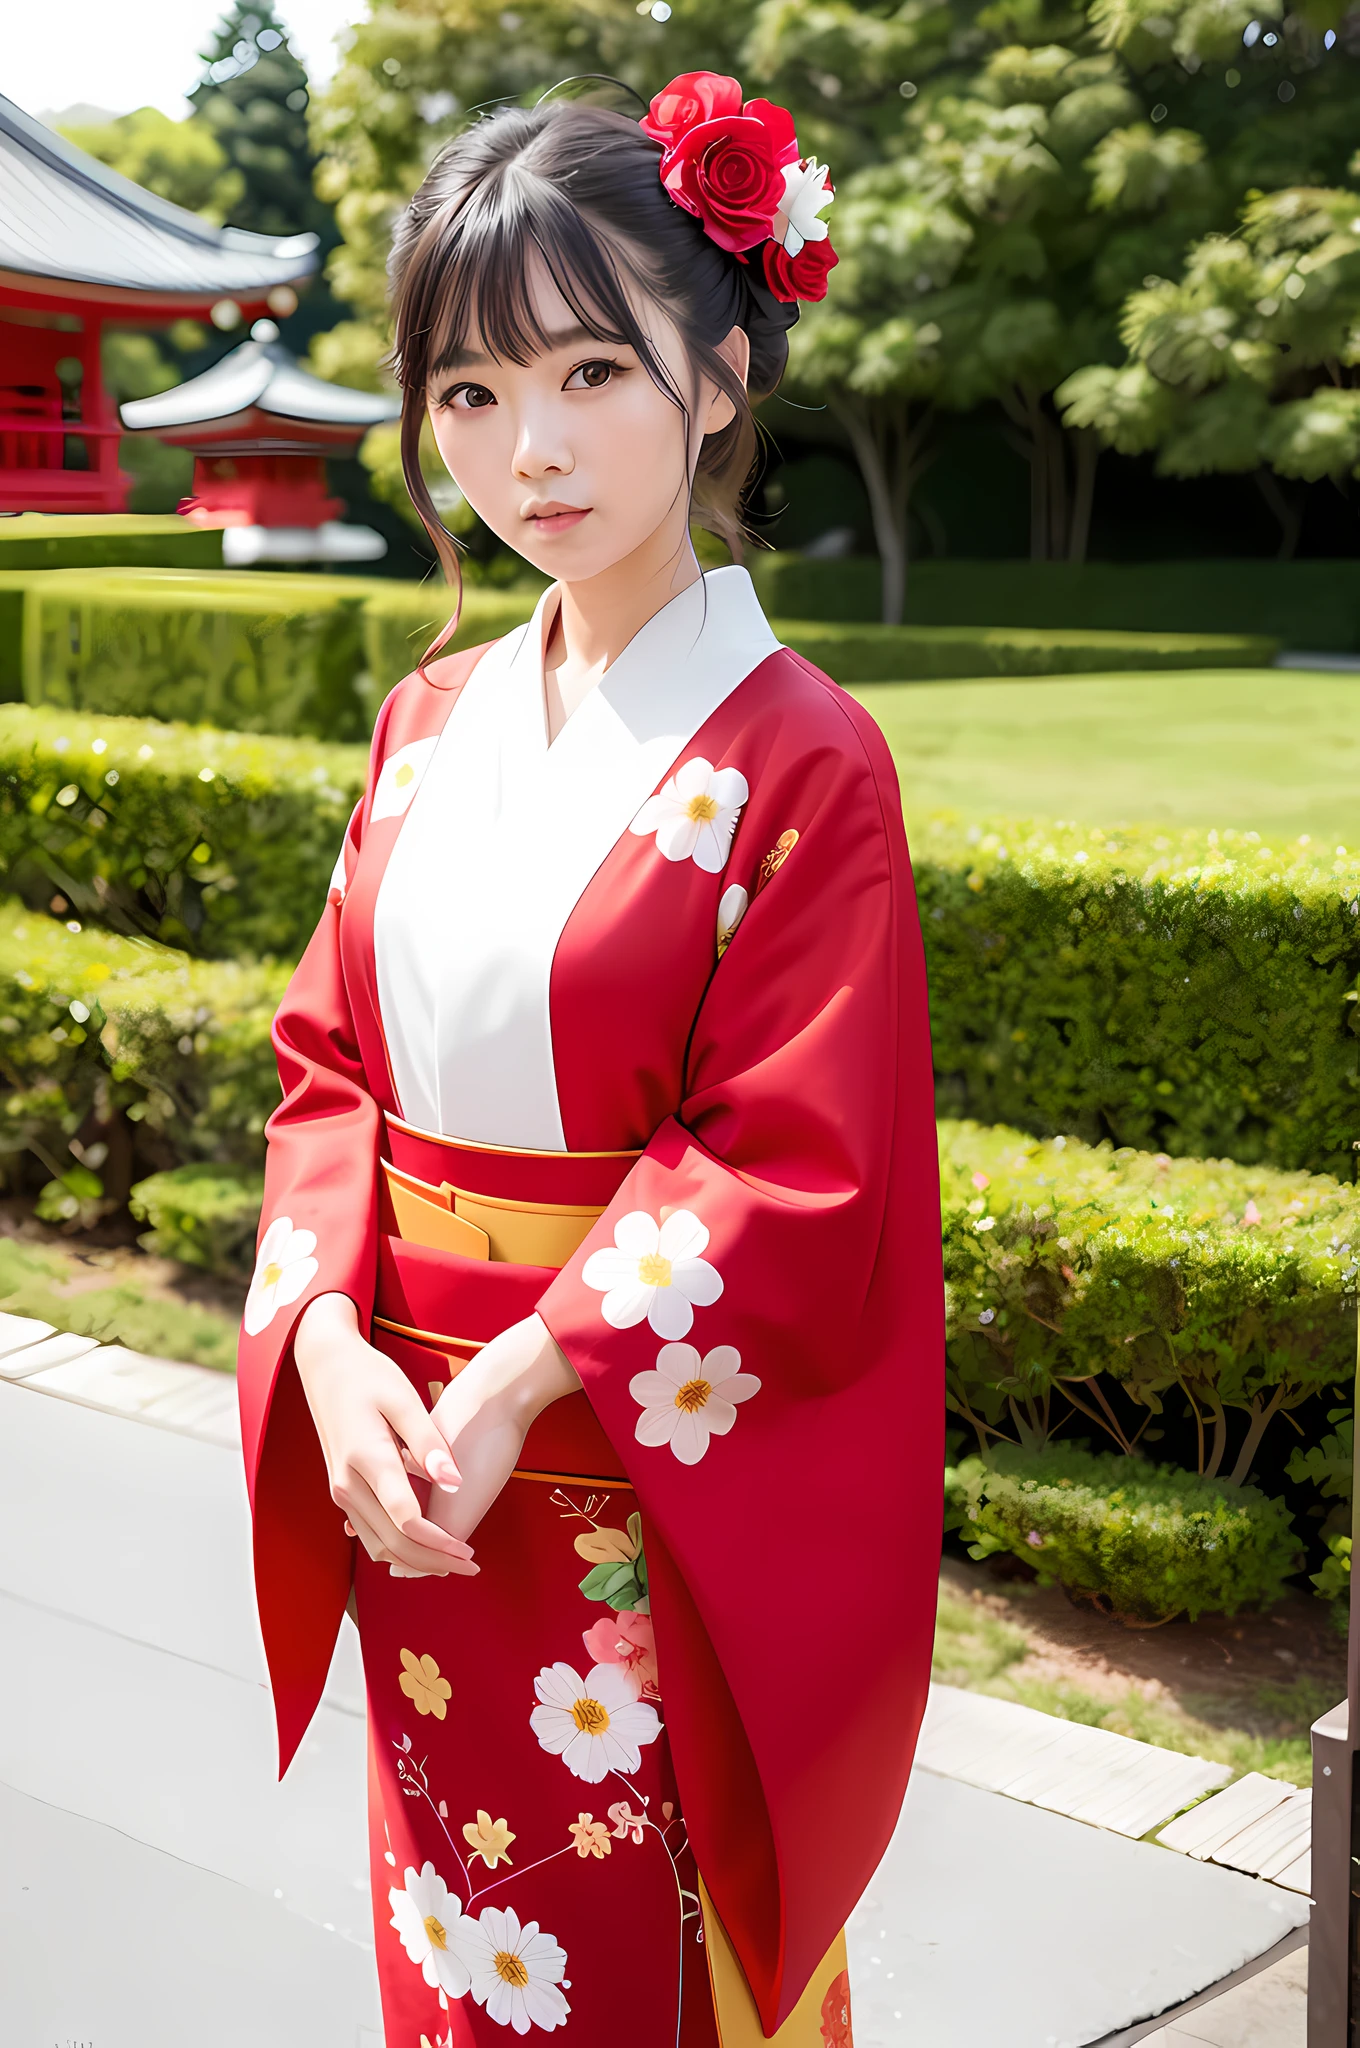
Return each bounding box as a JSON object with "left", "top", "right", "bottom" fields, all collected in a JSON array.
[{"left": 641, "top": 70, "right": 837, "bottom": 301}]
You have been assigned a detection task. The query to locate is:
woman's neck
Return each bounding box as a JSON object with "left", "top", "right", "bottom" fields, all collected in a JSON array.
[{"left": 542, "top": 519, "right": 702, "bottom": 742}]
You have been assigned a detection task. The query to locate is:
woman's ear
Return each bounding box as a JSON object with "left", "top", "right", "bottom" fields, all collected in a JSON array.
[{"left": 702, "top": 323, "right": 752, "bottom": 436}]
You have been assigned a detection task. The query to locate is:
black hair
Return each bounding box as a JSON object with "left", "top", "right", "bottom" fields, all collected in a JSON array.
[{"left": 388, "top": 98, "right": 796, "bottom": 611}]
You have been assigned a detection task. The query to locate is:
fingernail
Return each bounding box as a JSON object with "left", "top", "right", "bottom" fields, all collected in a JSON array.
[{"left": 426, "top": 1451, "right": 461, "bottom": 1486}]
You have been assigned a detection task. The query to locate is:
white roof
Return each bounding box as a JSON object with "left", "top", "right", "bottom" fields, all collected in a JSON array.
[
  {"left": 120, "top": 339, "right": 400, "bottom": 431},
  {"left": 0, "top": 93, "right": 317, "bottom": 300}
]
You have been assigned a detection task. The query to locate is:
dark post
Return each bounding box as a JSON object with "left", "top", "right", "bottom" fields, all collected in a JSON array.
[{"left": 1307, "top": 1315, "right": 1360, "bottom": 2046}]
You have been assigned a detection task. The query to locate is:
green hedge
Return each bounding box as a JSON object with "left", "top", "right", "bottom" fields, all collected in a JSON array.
[
  {"left": 0, "top": 515, "right": 223, "bottom": 573},
  {"left": 0, "top": 568, "right": 543, "bottom": 737},
  {"left": 922, "top": 818, "right": 1360, "bottom": 1179},
  {"left": 2, "top": 567, "right": 376, "bottom": 738},
  {"left": 0, "top": 568, "right": 1281, "bottom": 745},
  {"left": 130, "top": 1162, "right": 265, "bottom": 1276},
  {"left": 0, "top": 900, "right": 285, "bottom": 1209},
  {"left": 940, "top": 1119, "right": 1359, "bottom": 1485},
  {"left": 945, "top": 1442, "right": 1300, "bottom": 1622},
  {"left": 751, "top": 553, "right": 1360, "bottom": 648},
  {"left": 780, "top": 620, "right": 1277, "bottom": 680},
  {"left": 0, "top": 704, "right": 366, "bottom": 956}
]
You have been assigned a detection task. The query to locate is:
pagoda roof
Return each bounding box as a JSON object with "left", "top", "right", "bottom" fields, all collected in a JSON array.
[
  {"left": 120, "top": 338, "right": 400, "bottom": 434},
  {"left": 0, "top": 93, "right": 317, "bottom": 305}
]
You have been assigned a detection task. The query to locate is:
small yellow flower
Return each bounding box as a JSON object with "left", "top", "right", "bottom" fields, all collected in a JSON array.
[
  {"left": 398, "top": 1648, "right": 452, "bottom": 1720},
  {"left": 568, "top": 1812, "right": 612, "bottom": 1860},
  {"left": 462, "top": 1808, "right": 515, "bottom": 1867}
]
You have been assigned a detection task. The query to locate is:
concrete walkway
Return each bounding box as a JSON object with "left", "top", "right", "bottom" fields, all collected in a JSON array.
[{"left": 0, "top": 1345, "right": 1312, "bottom": 2047}]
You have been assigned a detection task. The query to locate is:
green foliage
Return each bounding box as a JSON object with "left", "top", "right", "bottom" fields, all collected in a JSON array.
[
  {"left": 58, "top": 105, "right": 243, "bottom": 222},
  {"left": 0, "top": 899, "right": 286, "bottom": 1201},
  {"left": 12, "top": 568, "right": 373, "bottom": 740},
  {"left": 1311, "top": 1531, "right": 1351, "bottom": 1605},
  {"left": 946, "top": 1441, "right": 1301, "bottom": 1620},
  {"left": 938, "top": 1118, "right": 1360, "bottom": 1479},
  {"left": 1286, "top": 1408, "right": 1353, "bottom": 1502},
  {"left": 0, "top": 517, "right": 221, "bottom": 576},
  {"left": 4, "top": 569, "right": 543, "bottom": 738},
  {"left": 921, "top": 816, "right": 1360, "bottom": 1177},
  {"left": 130, "top": 1163, "right": 265, "bottom": 1276},
  {"left": 1059, "top": 183, "right": 1360, "bottom": 502},
  {"left": 0, "top": 1233, "right": 239, "bottom": 1373},
  {"left": 190, "top": 2, "right": 336, "bottom": 252},
  {"left": 360, "top": 583, "right": 544, "bottom": 697},
  {"left": 751, "top": 551, "right": 1360, "bottom": 646},
  {"left": 0, "top": 704, "right": 366, "bottom": 957},
  {"left": 781, "top": 618, "right": 1276, "bottom": 678}
]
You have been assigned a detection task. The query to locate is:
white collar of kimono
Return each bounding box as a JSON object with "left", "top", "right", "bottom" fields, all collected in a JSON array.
[{"left": 372, "top": 564, "right": 780, "bottom": 1149}]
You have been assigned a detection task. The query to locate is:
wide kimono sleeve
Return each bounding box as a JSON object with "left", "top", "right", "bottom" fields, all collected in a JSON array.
[
  {"left": 236, "top": 710, "right": 395, "bottom": 1773},
  {"left": 537, "top": 675, "right": 943, "bottom": 2033}
]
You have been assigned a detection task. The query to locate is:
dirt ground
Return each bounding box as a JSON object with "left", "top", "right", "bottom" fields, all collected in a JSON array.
[{"left": 936, "top": 1551, "right": 1347, "bottom": 1784}]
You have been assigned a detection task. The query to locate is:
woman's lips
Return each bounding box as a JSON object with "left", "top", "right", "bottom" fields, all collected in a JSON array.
[{"left": 524, "top": 505, "right": 590, "bottom": 535}]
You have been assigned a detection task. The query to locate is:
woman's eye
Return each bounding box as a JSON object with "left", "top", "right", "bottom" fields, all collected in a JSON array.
[
  {"left": 459, "top": 384, "right": 495, "bottom": 410},
  {"left": 567, "top": 360, "right": 616, "bottom": 390}
]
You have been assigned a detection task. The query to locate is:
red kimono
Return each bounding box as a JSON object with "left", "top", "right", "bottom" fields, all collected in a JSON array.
[{"left": 237, "top": 567, "right": 942, "bottom": 2045}]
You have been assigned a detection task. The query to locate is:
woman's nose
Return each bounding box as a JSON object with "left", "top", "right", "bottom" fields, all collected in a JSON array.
[{"left": 512, "top": 407, "right": 573, "bottom": 482}]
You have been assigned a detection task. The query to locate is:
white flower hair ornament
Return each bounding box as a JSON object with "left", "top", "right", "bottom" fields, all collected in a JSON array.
[{"left": 639, "top": 70, "right": 839, "bottom": 307}]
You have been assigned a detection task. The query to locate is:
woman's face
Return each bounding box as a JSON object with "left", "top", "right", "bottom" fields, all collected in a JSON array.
[{"left": 426, "top": 251, "right": 741, "bottom": 584}]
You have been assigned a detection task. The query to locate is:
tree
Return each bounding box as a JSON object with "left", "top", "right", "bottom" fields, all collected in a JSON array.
[
  {"left": 1059, "top": 181, "right": 1360, "bottom": 554},
  {"left": 191, "top": 3, "right": 334, "bottom": 243},
  {"left": 59, "top": 106, "right": 243, "bottom": 222}
]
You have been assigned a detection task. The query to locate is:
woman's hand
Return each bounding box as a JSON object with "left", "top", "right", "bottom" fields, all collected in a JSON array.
[
  {"left": 294, "top": 1291, "right": 480, "bottom": 1580},
  {"left": 424, "top": 1313, "right": 581, "bottom": 1550}
]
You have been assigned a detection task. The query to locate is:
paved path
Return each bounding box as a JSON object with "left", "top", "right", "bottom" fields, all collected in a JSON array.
[{"left": 0, "top": 1354, "right": 1312, "bottom": 2047}]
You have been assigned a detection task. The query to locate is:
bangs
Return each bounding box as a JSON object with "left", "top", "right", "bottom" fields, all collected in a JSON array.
[{"left": 418, "top": 169, "right": 674, "bottom": 392}]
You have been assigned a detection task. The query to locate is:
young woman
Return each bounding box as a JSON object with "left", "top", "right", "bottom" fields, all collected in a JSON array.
[{"left": 237, "top": 73, "right": 941, "bottom": 2048}]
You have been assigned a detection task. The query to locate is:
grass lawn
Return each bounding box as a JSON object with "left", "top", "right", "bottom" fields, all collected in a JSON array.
[
  {"left": 853, "top": 667, "right": 1360, "bottom": 841},
  {"left": 933, "top": 1561, "right": 1347, "bottom": 1791},
  {"left": 0, "top": 1216, "right": 241, "bottom": 1371}
]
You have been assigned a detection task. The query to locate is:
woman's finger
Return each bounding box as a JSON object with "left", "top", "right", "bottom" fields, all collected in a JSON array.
[
  {"left": 344, "top": 1464, "right": 479, "bottom": 1576},
  {"left": 382, "top": 1382, "right": 463, "bottom": 1491}
]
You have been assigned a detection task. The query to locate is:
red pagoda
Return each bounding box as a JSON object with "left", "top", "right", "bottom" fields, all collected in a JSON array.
[
  {"left": 0, "top": 91, "right": 317, "bottom": 515},
  {"left": 120, "top": 328, "right": 399, "bottom": 565}
]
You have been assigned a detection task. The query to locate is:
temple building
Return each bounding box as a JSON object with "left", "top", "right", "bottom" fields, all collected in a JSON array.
[
  {"left": 0, "top": 92, "right": 316, "bottom": 515},
  {"left": 120, "top": 328, "right": 399, "bottom": 565}
]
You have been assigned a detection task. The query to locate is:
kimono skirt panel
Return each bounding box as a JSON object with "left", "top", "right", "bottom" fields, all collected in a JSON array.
[{"left": 236, "top": 569, "right": 942, "bottom": 2048}]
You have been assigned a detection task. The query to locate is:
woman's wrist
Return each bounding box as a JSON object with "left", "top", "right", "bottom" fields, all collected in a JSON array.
[{"left": 466, "top": 1315, "right": 579, "bottom": 1426}]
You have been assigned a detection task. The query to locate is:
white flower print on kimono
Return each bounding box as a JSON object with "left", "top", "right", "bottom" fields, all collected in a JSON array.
[
  {"left": 630, "top": 1343, "right": 762, "bottom": 1464},
  {"left": 389, "top": 1861, "right": 471, "bottom": 2000},
  {"left": 581, "top": 1209, "right": 722, "bottom": 1339},
  {"left": 630, "top": 756, "right": 748, "bottom": 873},
  {"left": 458, "top": 1904, "right": 570, "bottom": 2034},
  {"left": 243, "top": 1216, "right": 318, "bottom": 1335},
  {"left": 371, "top": 736, "right": 439, "bottom": 822},
  {"left": 530, "top": 1661, "right": 662, "bottom": 1783},
  {"left": 716, "top": 882, "right": 749, "bottom": 956}
]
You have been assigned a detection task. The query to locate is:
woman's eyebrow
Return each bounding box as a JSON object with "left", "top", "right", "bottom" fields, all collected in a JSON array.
[{"left": 435, "top": 323, "right": 610, "bottom": 374}]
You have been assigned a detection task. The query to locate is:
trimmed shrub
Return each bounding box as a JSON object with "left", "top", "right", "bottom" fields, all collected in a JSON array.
[
  {"left": 778, "top": 619, "right": 1277, "bottom": 681},
  {"left": 361, "top": 581, "right": 545, "bottom": 696},
  {"left": 5, "top": 569, "right": 546, "bottom": 737},
  {"left": 921, "top": 817, "right": 1360, "bottom": 1178},
  {"left": 130, "top": 1163, "right": 265, "bottom": 1276},
  {"left": 0, "top": 900, "right": 286, "bottom": 1207},
  {"left": 945, "top": 1442, "right": 1301, "bottom": 1621},
  {"left": 751, "top": 553, "right": 1360, "bottom": 649},
  {"left": 9, "top": 567, "right": 374, "bottom": 739},
  {"left": 940, "top": 1119, "right": 1359, "bottom": 1482},
  {"left": 0, "top": 514, "right": 223, "bottom": 574},
  {"left": 0, "top": 703, "right": 366, "bottom": 956}
]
